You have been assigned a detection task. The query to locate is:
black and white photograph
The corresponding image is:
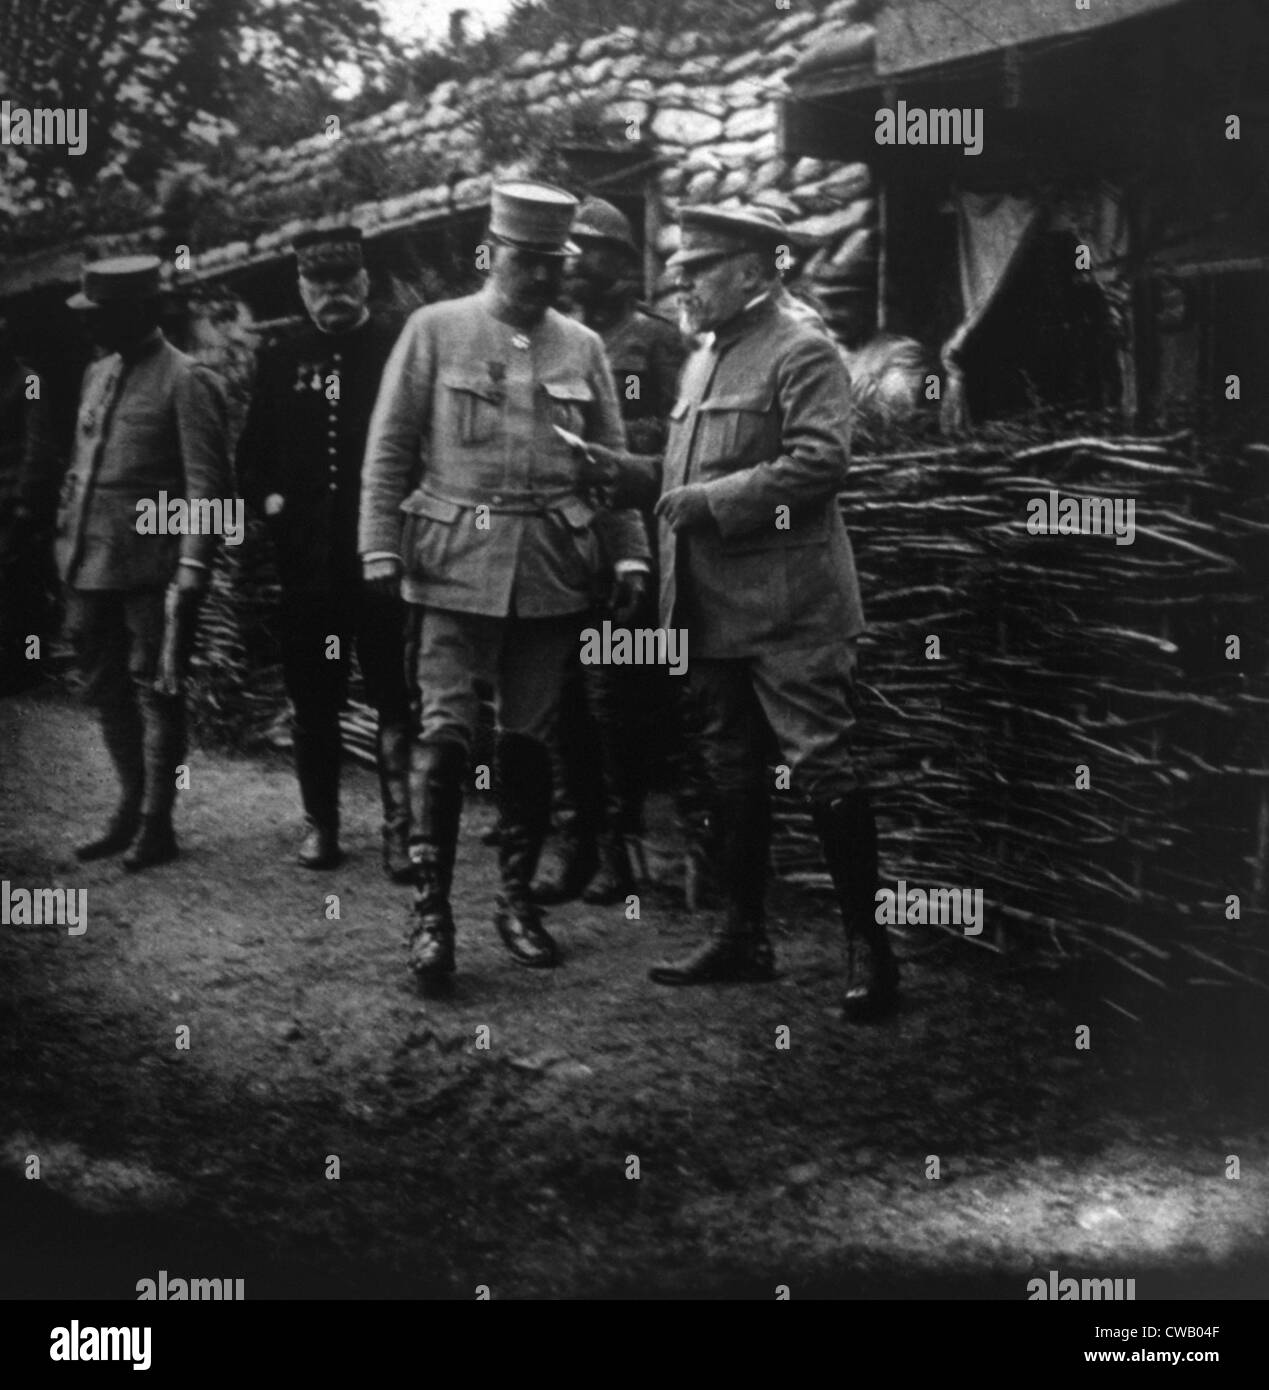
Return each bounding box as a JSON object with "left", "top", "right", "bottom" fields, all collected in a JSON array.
[{"left": 0, "top": 0, "right": 1266, "bottom": 1350}]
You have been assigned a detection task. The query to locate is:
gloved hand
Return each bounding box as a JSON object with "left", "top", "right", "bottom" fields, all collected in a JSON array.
[
  {"left": 573, "top": 442, "right": 630, "bottom": 488},
  {"left": 610, "top": 569, "right": 649, "bottom": 626},
  {"left": 363, "top": 555, "right": 401, "bottom": 600}
]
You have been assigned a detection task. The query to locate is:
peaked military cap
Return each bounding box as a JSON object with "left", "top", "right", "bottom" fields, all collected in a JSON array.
[
  {"left": 667, "top": 204, "right": 812, "bottom": 271},
  {"left": 66, "top": 255, "right": 163, "bottom": 310},
  {"left": 489, "top": 180, "right": 580, "bottom": 257}
]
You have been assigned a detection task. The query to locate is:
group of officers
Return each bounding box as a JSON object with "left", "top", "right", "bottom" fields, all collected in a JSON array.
[{"left": 45, "top": 179, "right": 900, "bottom": 1022}]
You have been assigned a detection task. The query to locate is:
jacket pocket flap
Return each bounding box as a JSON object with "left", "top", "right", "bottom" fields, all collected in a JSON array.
[
  {"left": 542, "top": 379, "right": 594, "bottom": 404},
  {"left": 400, "top": 491, "right": 462, "bottom": 523},
  {"left": 438, "top": 370, "right": 503, "bottom": 403},
  {"left": 554, "top": 496, "right": 595, "bottom": 530},
  {"left": 699, "top": 390, "right": 773, "bottom": 414}
]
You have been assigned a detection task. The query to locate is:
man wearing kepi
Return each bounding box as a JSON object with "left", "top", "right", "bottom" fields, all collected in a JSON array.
[
  {"left": 236, "top": 226, "right": 413, "bottom": 876},
  {"left": 59, "top": 256, "right": 229, "bottom": 871},
  {"left": 579, "top": 205, "right": 900, "bottom": 1020},
  {"left": 359, "top": 181, "right": 648, "bottom": 983}
]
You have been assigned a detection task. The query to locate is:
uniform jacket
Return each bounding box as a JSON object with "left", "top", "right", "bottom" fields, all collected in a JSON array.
[
  {"left": 603, "top": 303, "right": 685, "bottom": 456},
  {"left": 359, "top": 285, "right": 648, "bottom": 618},
  {"left": 622, "top": 292, "right": 864, "bottom": 658},
  {"left": 56, "top": 331, "right": 229, "bottom": 591},
  {"left": 236, "top": 314, "right": 401, "bottom": 594}
]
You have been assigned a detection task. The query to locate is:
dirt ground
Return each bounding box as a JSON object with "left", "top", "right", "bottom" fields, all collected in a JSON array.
[{"left": 1, "top": 686, "right": 1267, "bottom": 1300}]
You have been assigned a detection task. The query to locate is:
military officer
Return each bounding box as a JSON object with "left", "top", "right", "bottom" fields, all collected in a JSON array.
[
  {"left": 59, "top": 256, "right": 230, "bottom": 870},
  {"left": 236, "top": 227, "right": 414, "bottom": 876},
  {"left": 359, "top": 181, "right": 649, "bottom": 984},
  {"left": 579, "top": 205, "right": 900, "bottom": 1021},
  {"left": 532, "top": 196, "right": 690, "bottom": 907}
]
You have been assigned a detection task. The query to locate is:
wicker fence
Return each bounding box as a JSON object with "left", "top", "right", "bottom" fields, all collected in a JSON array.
[{"left": 189, "top": 426, "right": 1269, "bottom": 1003}]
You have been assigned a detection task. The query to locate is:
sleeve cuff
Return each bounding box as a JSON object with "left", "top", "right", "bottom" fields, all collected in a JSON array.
[
  {"left": 614, "top": 559, "right": 651, "bottom": 576},
  {"left": 362, "top": 551, "right": 402, "bottom": 565}
]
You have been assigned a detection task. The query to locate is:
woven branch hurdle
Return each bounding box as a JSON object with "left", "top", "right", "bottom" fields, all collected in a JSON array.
[{"left": 189, "top": 429, "right": 1269, "bottom": 1001}]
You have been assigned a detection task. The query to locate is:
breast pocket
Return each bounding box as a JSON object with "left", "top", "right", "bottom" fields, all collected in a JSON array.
[
  {"left": 694, "top": 389, "right": 776, "bottom": 470},
  {"left": 541, "top": 378, "right": 595, "bottom": 437},
  {"left": 438, "top": 371, "right": 503, "bottom": 446}
]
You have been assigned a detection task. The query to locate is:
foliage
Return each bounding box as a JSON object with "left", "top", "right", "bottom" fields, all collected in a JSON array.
[{"left": 0, "top": 0, "right": 398, "bottom": 249}]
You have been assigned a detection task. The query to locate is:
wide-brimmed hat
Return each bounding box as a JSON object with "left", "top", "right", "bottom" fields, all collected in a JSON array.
[
  {"left": 489, "top": 180, "right": 580, "bottom": 257},
  {"left": 666, "top": 205, "right": 811, "bottom": 271},
  {"left": 293, "top": 225, "right": 365, "bottom": 278},
  {"left": 66, "top": 255, "right": 162, "bottom": 310}
]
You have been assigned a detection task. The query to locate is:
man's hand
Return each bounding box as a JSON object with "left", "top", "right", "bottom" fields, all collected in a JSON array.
[
  {"left": 655, "top": 483, "right": 714, "bottom": 534},
  {"left": 175, "top": 563, "right": 210, "bottom": 597},
  {"left": 610, "top": 569, "right": 649, "bottom": 626},
  {"left": 363, "top": 555, "right": 401, "bottom": 599},
  {"left": 573, "top": 442, "right": 628, "bottom": 488}
]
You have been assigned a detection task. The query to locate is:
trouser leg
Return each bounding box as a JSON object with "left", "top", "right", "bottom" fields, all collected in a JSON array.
[
  {"left": 357, "top": 590, "right": 415, "bottom": 881},
  {"left": 531, "top": 656, "right": 599, "bottom": 903},
  {"left": 649, "top": 657, "right": 776, "bottom": 985},
  {"left": 280, "top": 594, "right": 345, "bottom": 867},
  {"left": 122, "top": 589, "right": 188, "bottom": 871},
  {"left": 580, "top": 661, "right": 636, "bottom": 905},
  {"left": 67, "top": 591, "right": 144, "bottom": 859},
  {"left": 492, "top": 614, "right": 576, "bottom": 967},
  {"left": 748, "top": 639, "right": 899, "bottom": 1020}
]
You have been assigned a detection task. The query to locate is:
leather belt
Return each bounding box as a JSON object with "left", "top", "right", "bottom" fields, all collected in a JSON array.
[{"left": 420, "top": 484, "right": 581, "bottom": 516}]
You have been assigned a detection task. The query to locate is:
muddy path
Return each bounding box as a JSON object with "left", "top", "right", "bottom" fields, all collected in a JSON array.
[{"left": 2, "top": 690, "right": 1266, "bottom": 1299}]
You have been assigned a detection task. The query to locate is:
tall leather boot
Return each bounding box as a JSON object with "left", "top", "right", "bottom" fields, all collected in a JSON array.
[
  {"left": 495, "top": 732, "right": 559, "bottom": 969},
  {"left": 531, "top": 669, "right": 599, "bottom": 903},
  {"left": 650, "top": 787, "right": 775, "bottom": 985},
  {"left": 124, "top": 691, "right": 183, "bottom": 872},
  {"left": 582, "top": 666, "right": 637, "bottom": 905},
  {"left": 812, "top": 788, "right": 899, "bottom": 1021},
  {"left": 377, "top": 721, "right": 413, "bottom": 883},
  {"left": 294, "top": 719, "right": 341, "bottom": 869},
  {"left": 76, "top": 702, "right": 145, "bottom": 860},
  {"left": 406, "top": 740, "right": 466, "bottom": 982}
]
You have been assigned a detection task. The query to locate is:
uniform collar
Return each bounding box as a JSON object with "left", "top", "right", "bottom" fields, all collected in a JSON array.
[
  {"left": 710, "top": 291, "right": 778, "bottom": 350},
  {"left": 118, "top": 328, "right": 164, "bottom": 365}
]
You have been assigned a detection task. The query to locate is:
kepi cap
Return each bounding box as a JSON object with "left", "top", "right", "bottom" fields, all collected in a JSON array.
[
  {"left": 66, "top": 255, "right": 162, "bottom": 310},
  {"left": 489, "top": 180, "right": 580, "bottom": 257},
  {"left": 293, "top": 225, "right": 365, "bottom": 277}
]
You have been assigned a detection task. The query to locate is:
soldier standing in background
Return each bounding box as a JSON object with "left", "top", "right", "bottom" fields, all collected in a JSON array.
[
  {"left": 359, "top": 181, "right": 649, "bottom": 985},
  {"left": 59, "top": 256, "right": 230, "bottom": 871},
  {"left": 236, "top": 227, "right": 414, "bottom": 877},
  {"left": 532, "top": 196, "right": 693, "bottom": 907},
  {"left": 579, "top": 206, "right": 900, "bottom": 1021}
]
